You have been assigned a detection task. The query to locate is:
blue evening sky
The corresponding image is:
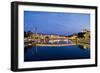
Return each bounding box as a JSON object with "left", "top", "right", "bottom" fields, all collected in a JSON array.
[{"left": 24, "top": 11, "right": 90, "bottom": 35}]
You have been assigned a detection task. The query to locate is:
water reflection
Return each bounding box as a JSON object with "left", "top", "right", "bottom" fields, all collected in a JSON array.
[
  {"left": 78, "top": 44, "right": 89, "bottom": 50},
  {"left": 24, "top": 45, "right": 90, "bottom": 62}
]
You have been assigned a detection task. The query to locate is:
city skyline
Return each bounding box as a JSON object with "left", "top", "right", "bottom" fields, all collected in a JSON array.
[{"left": 24, "top": 11, "right": 90, "bottom": 36}]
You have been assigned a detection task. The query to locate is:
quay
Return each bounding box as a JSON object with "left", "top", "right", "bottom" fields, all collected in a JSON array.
[{"left": 36, "top": 43, "right": 76, "bottom": 46}]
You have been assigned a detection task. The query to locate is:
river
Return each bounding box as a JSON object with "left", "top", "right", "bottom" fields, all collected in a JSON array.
[{"left": 24, "top": 45, "right": 90, "bottom": 62}]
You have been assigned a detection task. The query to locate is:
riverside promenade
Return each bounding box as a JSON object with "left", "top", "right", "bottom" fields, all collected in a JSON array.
[{"left": 36, "top": 43, "right": 76, "bottom": 46}]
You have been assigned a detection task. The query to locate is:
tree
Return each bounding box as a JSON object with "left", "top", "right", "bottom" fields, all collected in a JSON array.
[
  {"left": 24, "top": 31, "right": 33, "bottom": 38},
  {"left": 45, "top": 36, "right": 50, "bottom": 43},
  {"left": 24, "top": 31, "right": 28, "bottom": 37},
  {"left": 77, "top": 32, "right": 85, "bottom": 38}
]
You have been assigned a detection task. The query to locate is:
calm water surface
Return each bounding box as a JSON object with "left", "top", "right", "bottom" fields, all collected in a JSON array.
[{"left": 24, "top": 45, "right": 90, "bottom": 62}]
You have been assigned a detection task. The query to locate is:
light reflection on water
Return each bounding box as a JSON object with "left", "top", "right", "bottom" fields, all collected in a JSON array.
[{"left": 24, "top": 45, "right": 90, "bottom": 62}]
